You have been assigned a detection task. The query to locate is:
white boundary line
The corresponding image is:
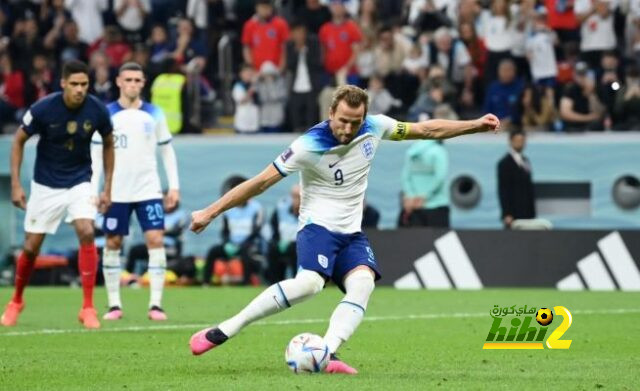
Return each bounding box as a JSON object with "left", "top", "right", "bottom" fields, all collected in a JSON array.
[{"left": 1, "top": 308, "right": 639, "bottom": 338}]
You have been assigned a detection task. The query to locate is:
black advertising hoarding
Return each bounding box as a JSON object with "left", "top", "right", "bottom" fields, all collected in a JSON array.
[{"left": 368, "top": 229, "right": 640, "bottom": 291}]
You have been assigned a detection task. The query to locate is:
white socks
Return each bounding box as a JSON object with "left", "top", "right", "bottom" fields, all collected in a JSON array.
[
  {"left": 102, "top": 248, "right": 122, "bottom": 309},
  {"left": 324, "top": 269, "right": 375, "bottom": 353},
  {"left": 148, "top": 248, "right": 166, "bottom": 309},
  {"left": 218, "top": 270, "right": 325, "bottom": 338}
]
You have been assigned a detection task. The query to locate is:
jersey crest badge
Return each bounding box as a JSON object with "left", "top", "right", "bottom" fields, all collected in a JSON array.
[
  {"left": 360, "top": 139, "right": 374, "bottom": 160},
  {"left": 318, "top": 254, "right": 328, "bottom": 269},
  {"left": 83, "top": 120, "right": 92, "bottom": 133},
  {"left": 66, "top": 121, "right": 77, "bottom": 134}
]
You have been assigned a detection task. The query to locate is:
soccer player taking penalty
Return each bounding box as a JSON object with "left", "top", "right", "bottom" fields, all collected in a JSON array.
[
  {"left": 2, "top": 61, "right": 114, "bottom": 329},
  {"left": 91, "top": 62, "right": 180, "bottom": 321},
  {"left": 189, "top": 85, "right": 499, "bottom": 373}
]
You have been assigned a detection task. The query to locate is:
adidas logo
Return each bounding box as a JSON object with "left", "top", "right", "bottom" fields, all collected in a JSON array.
[
  {"left": 557, "top": 231, "right": 640, "bottom": 291},
  {"left": 393, "top": 232, "right": 483, "bottom": 290}
]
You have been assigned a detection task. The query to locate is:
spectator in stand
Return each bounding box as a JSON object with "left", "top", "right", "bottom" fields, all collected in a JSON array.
[
  {"left": 357, "top": 0, "right": 379, "bottom": 38},
  {"left": 25, "top": 53, "right": 53, "bottom": 106},
  {"left": 560, "top": 61, "right": 606, "bottom": 131},
  {"left": 170, "top": 18, "right": 207, "bottom": 73},
  {"left": 0, "top": 52, "right": 25, "bottom": 126},
  {"left": 402, "top": 43, "right": 429, "bottom": 78},
  {"left": 355, "top": 31, "right": 375, "bottom": 86},
  {"left": 497, "top": 130, "right": 536, "bottom": 229},
  {"left": 255, "top": 61, "right": 287, "bottom": 132},
  {"left": 373, "top": 25, "right": 405, "bottom": 79},
  {"left": 232, "top": 64, "right": 260, "bottom": 133},
  {"left": 9, "top": 15, "right": 43, "bottom": 72},
  {"left": 88, "top": 25, "right": 132, "bottom": 69},
  {"left": 481, "top": 0, "right": 516, "bottom": 84},
  {"left": 242, "top": 0, "right": 290, "bottom": 72},
  {"left": 39, "top": 0, "right": 72, "bottom": 40},
  {"left": 425, "top": 27, "right": 475, "bottom": 109},
  {"left": 318, "top": 0, "right": 362, "bottom": 83},
  {"left": 293, "top": 0, "right": 331, "bottom": 36},
  {"left": 484, "top": 59, "right": 524, "bottom": 129},
  {"left": 147, "top": 24, "right": 172, "bottom": 77},
  {"left": 45, "top": 18, "right": 89, "bottom": 66},
  {"left": 545, "top": 0, "right": 580, "bottom": 44},
  {"left": 519, "top": 83, "right": 557, "bottom": 131},
  {"left": 411, "top": 0, "right": 452, "bottom": 35},
  {"left": 65, "top": 0, "right": 108, "bottom": 45},
  {"left": 113, "top": 0, "right": 150, "bottom": 44},
  {"left": 613, "top": 62, "right": 640, "bottom": 130},
  {"left": 408, "top": 64, "right": 457, "bottom": 121},
  {"left": 525, "top": 7, "right": 558, "bottom": 88},
  {"left": 286, "top": 21, "right": 323, "bottom": 133},
  {"left": 367, "top": 75, "right": 401, "bottom": 115},
  {"left": 575, "top": 0, "right": 617, "bottom": 71},
  {"left": 265, "top": 184, "right": 300, "bottom": 284}
]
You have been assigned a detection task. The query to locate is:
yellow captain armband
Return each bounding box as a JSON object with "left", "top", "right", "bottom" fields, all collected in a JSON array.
[{"left": 389, "top": 122, "right": 410, "bottom": 141}]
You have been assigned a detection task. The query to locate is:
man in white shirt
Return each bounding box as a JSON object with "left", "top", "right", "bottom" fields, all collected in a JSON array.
[
  {"left": 575, "top": 0, "right": 617, "bottom": 70},
  {"left": 188, "top": 85, "right": 500, "bottom": 374},
  {"left": 91, "top": 62, "right": 180, "bottom": 321}
]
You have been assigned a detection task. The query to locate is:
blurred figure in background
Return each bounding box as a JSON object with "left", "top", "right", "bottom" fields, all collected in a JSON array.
[
  {"left": 497, "top": 130, "right": 536, "bottom": 229},
  {"left": 204, "top": 175, "right": 264, "bottom": 286},
  {"left": 265, "top": 185, "right": 300, "bottom": 284},
  {"left": 400, "top": 140, "right": 450, "bottom": 228}
]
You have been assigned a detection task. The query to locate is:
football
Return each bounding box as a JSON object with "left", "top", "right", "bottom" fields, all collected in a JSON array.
[
  {"left": 536, "top": 308, "right": 553, "bottom": 326},
  {"left": 285, "top": 333, "right": 330, "bottom": 374}
]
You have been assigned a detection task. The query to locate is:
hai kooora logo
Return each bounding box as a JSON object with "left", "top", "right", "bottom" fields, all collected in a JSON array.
[{"left": 483, "top": 305, "right": 573, "bottom": 350}]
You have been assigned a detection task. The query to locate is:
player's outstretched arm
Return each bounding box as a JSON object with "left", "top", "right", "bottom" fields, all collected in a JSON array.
[
  {"left": 10, "top": 127, "right": 30, "bottom": 209},
  {"left": 99, "top": 133, "right": 115, "bottom": 213},
  {"left": 190, "top": 164, "right": 284, "bottom": 234},
  {"left": 405, "top": 113, "right": 500, "bottom": 140}
]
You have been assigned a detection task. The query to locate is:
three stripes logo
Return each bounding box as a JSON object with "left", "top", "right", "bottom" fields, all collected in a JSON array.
[
  {"left": 556, "top": 231, "right": 640, "bottom": 291},
  {"left": 393, "top": 232, "right": 482, "bottom": 290}
]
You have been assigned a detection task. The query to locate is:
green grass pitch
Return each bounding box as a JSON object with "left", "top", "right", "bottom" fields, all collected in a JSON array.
[{"left": 0, "top": 287, "right": 638, "bottom": 390}]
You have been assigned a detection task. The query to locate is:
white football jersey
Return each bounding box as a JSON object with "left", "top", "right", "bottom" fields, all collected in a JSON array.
[
  {"left": 92, "top": 101, "right": 172, "bottom": 202},
  {"left": 273, "top": 114, "right": 400, "bottom": 234}
]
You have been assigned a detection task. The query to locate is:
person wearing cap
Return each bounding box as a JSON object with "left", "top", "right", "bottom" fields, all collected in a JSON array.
[
  {"left": 241, "top": 0, "right": 290, "bottom": 72},
  {"left": 559, "top": 61, "right": 606, "bottom": 131}
]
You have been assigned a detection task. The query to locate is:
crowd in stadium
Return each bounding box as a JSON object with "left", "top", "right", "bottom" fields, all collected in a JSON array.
[{"left": 1, "top": 0, "right": 640, "bottom": 132}]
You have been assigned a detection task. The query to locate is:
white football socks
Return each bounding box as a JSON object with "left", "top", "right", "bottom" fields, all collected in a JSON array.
[
  {"left": 218, "top": 270, "right": 325, "bottom": 338},
  {"left": 324, "top": 269, "right": 375, "bottom": 353},
  {"left": 102, "top": 248, "right": 122, "bottom": 309},
  {"left": 148, "top": 248, "right": 167, "bottom": 309}
]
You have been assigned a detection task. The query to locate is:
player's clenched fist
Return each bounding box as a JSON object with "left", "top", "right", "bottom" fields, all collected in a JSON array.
[
  {"left": 190, "top": 209, "right": 213, "bottom": 234},
  {"left": 475, "top": 114, "right": 500, "bottom": 133},
  {"left": 11, "top": 185, "right": 26, "bottom": 209}
]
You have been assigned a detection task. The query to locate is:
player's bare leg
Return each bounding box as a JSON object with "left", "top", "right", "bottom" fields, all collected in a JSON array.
[
  {"left": 102, "top": 234, "right": 124, "bottom": 320},
  {"left": 145, "top": 229, "right": 167, "bottom": 321},
  {"left": 74, "top": 219, "right": 100, "bottom": 329},
  {"left": 1, "top": 233, "right": 45, "bottom": 327},
  {"left": 190, "top": 270, "right": 325, "bottom": 355},
  {"left": 323, "top": 266, "right": 376, "bottom": 374}
]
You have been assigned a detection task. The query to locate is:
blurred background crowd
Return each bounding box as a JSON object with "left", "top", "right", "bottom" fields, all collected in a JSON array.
[{"left": 2, "top": 0, "right": 640, "bottom": 134}]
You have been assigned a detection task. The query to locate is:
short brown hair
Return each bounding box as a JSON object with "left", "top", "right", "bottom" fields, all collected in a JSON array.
[{"left": 330, "top": 85, "right": 369, "bottom": 117}]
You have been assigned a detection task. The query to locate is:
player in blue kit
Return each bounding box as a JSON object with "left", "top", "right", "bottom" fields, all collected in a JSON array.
[
  {"left": 1, "top": 61, "right": 115, "bottom": 329},
  {"left": 188, "top": 85, "right": 500, "bottom": 373}
]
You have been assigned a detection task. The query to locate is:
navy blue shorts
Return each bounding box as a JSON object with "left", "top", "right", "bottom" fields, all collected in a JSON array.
[
  {"left": 296, "top": 224, "right": 381, "bottom": 292},
  {"left": 103, "top": 199, "right": 164, "bottom": 235}
]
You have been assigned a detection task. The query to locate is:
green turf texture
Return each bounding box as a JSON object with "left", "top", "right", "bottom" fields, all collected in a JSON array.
[{"left": 0, "top": 287, "right": 638, "bottom": 390}]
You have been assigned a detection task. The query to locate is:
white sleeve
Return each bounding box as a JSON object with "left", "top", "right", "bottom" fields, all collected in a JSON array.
[
  {"left": 272, "top": 137, "right": 318, "bottom": 177},
  {"left": 455, "top": 41, "right": 471, "bottom": 68},
  {"left": 159, "top": 143, "right": 180, "bottom": 190},
  {"left": 368, "top": 114, "right": 404, "bottom": 140},
  {"left": 90, "top": 142, "right": 103, "bottom": 196},
  {"left": 232, "top": 83, "right": 247, "bottom": 103},
  {"left": 155, "top": 108, "right": 172, "bottom": 144}
]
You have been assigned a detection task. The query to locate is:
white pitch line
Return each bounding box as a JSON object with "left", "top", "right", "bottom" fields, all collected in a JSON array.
[{"left": 1, "top": 308, "right": 639, "bottom": 338}]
